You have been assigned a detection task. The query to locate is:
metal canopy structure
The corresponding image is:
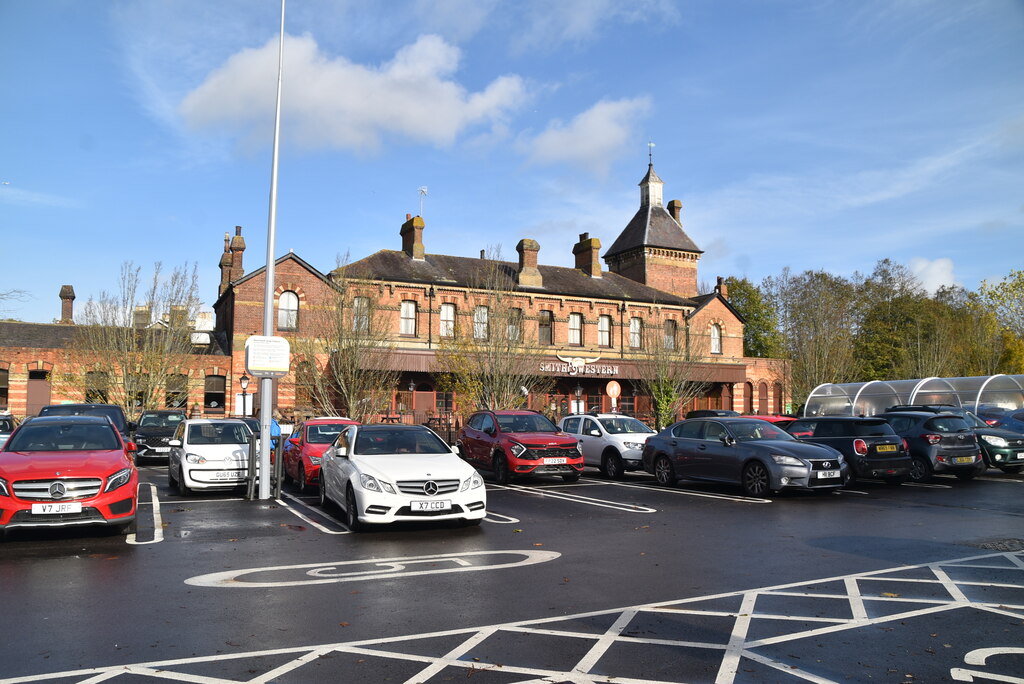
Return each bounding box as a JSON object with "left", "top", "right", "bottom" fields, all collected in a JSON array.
[{"left": 803, "top": 375, "right": 1024, "bottom": 416}]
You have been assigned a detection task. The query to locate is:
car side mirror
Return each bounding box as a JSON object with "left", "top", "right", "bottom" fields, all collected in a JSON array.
[
  {"left": 288, "top": 437, "right": 300, "bottom": 445},
  {"left": 127, "top": 421, "right": 138, "bottom": 432},
  {"left": 450, "top": 445, "right": 459, "bottom": 455},
  {"left": 125, "top": 441, "right": 138, "bottom": 452},
  {"left": 588, "top": 429, "right": 601, "bottom": 437},
  {"left": 335, "top": 446, "right": 347, "bottom": 457},
  {"left": 168, "top": 439, "right": 181, "bottom": 447},
  {"left": 720, "top": 434, "right": 736, "bottom": 447}
]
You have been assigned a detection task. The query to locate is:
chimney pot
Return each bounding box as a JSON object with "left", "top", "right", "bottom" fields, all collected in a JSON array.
[
  {"left": 400, "top": 215, "right": 425, "bottom": 260},
  {"left": 516, "top": 239, "right": 543, "bottom": 287},
  {"left": 668, "top": 199, "right": 682, "bottom": 222},
  {"left": 59, "top": 285, "right": 76, "bottom": 324},
  {"left": 572, "top": 233, "right": 602, "bottom": 278}
]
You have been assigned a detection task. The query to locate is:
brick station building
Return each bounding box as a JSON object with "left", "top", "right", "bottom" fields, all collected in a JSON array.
[{"left": 0, "top": 163, "right": 785, "bottom": 424}]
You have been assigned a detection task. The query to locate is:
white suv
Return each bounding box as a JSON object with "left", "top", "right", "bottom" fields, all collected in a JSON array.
[{"left": 557, "top": 413, "right": 656, "bottom": 479}]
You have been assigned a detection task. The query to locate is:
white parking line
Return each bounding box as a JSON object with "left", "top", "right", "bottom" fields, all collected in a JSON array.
[
  {"left": 483, "top": 510, "right": 520, "bottom": 524},
  {"left": 127, "top": 483, "right": 163, "bottom": 545},
  {"left": 494, "top": 483, "right": 658, "bottom": 512},
  {"left": 277, "top": 493, "right": 350, "bottom": 534},
  {"left": 601, "top": 480, "right": 772, "bottom": 504}
]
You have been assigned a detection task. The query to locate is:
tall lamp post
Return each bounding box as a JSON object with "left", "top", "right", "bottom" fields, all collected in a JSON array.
[
  {"left": 574, "top": 382, "right": 583, "bottom": 414},
  {"left": 239, "top": 373, "right": 250, "bottom": 416}
]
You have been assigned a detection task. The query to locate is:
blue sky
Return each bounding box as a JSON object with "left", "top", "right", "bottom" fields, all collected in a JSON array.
[{"left": 2, "top": 0, "right": 1023, "bottom": 324}]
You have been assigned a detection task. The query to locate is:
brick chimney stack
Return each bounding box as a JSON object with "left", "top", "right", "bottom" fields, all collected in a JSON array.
[
  {"left": 572, "top": 232, "right": 602, "bottom": 278},
  {"left": 716, "top": 276, "right": 729, "bottom": 299},
  {"left": 218, "top": 232, "right": 233, "bottom": 296},
  {"left": 668, "top": 199, "right": 682, "bottom": 223},
  {"left": 229, "top": 226, "right": 246, "bottom": 283},
  {"left": 400, "top": 214, "right": 425, "bottom": 260},
  {"left": 59, "top": 285, "right": 75, "bottom": 324},
  {"left": 516, "top": 239, "right": 543, "bottom": 288}
]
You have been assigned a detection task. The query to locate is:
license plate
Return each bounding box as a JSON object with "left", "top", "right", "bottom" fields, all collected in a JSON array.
[
  {"left": 543, "top": 457, "right": 567, "bottom": 465},
  {"left": 152, "top": 446, "right": 170, "bottom": 453},
  {"left": 213, "top": 470, "right": 245, "bottom": 480},
  {"left": 876, "top": 444, "right": 897, "bottom": 452},
  {"left": 31, "top": 502, "right": 82, "bottom": 515},
  {"left": 817, "top": 470, "right": 839, "bottom": 479},
  {"left": 953, "top": 456, "right": 974, "bottom": 464},
  {"left": 412, "top": 500, "right": 451, "bottom": 511}
]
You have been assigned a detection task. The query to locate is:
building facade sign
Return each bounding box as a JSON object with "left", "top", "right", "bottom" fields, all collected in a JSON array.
[{"left": 539, "top": 355, "right": 620, "bottom": 377}]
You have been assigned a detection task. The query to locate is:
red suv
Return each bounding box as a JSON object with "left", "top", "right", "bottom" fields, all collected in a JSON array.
[
  {"left": 282, "top": 417, "right": 358, "bottom": 493},
  {"left": 456, "top": 410, "right": 583, "bottom": 484}
]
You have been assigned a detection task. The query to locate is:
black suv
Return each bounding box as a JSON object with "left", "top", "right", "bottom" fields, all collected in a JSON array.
[
  {"left": 786, "top": 416, "right": 911, "bottom": 484},
  {"left": 134, "top": 409, "right": 187, "bottom": 461},
  {"left": 886, "top": 404, "right": 1024, "bottom": 474},
  {"left": 876, "top": 410, "right": 985, "bottom": 482},
  {"left": 37, "top": 403, "right": 136, "bottom": 443}
]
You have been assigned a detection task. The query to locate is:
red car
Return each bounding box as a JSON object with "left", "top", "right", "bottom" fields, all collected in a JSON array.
[
  {"left": 0, "top": 415, "right": 139, "bottom": 535},
  {"left": 739, "top": 414, "right": 797, "bottom": 429},
  {"left": 456, "top": 410, "right": 583, "bottom": 484},
  {"left": 282, "top": 417, "right": 358, "bottom": 493}
]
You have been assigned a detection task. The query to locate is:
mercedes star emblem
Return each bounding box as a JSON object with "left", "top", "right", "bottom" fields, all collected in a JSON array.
[
  {"left": 423, "top": 481, "right": 438, "bottom": 496},
  {"left": 49, "top": 481, "right": 67, "bottom": 500}
]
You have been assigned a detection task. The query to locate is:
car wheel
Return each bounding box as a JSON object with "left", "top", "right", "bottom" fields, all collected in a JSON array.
[
  {"left": 562, "top": 472, "right": 580, "bottom": 483},
  {"left": 742, "top": 461, "right": 771, "bottom": 497},
  {"left": 999, "top": 465, "right": 1022, "bottom": 474},
  {"left": 653, "top": 455, "right": 677, "bottom": 486},
  {"left": 492, "top": 453, "right": 511, "bottom": 485},
  {"left": 345, "top": 486, "right": 364, "bottom": 532},
  {"left": 908, "top": 457, "right": 933, "bottom": 483},
  {"left": 177, "top": 468, "right": 191, "bottom": 497},
  {"left": 318, "top": 473, "right": 330, "bottom": 509},
  {"left": 602, "top": 450, "right": 625, "bottom": 480},
  {"left": 955, "top": 471, "right": 977, "bottom": 481},
  {"left": 296, "top": 465, "right": 307, "bottom": 494}
]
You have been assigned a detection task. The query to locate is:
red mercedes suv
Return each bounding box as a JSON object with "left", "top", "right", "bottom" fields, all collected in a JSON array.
[{"left": 456, "top": 410, "right": 583, "bottom": 484}]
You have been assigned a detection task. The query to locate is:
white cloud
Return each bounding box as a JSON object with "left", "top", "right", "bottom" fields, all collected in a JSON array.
[
  {"left": 508, "top": 0, "right": 680, "bottom": 53},
  {"left": 521, "top": 97, "right": 652, "bottom": 176},
  {"left": 178, "top": 34, "right": 527, "bottom": 153},
  {"left": 909, "top": 257, "right": 959, "bottom": 294}
]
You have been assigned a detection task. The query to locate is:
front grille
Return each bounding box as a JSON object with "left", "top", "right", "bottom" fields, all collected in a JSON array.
[
  {"left": 808, "top": 460, "right": 841, "bottom": 471},
  {"left": 525, "top": 447, "right": 577, "bottom": 460},
  {"left": 396, "top": 479, "right": 460, "bottom": 496},
  {"left": 12, "top": 478, "right": 103, "bottom": 501}
]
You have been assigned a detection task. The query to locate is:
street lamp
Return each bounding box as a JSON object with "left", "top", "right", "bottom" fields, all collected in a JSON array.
[
  {"left": 239, "top": 373, "right": 250, "bottom": 416},
  {"left": 574, "top": 383, "right": 583, "bottom": 414}
]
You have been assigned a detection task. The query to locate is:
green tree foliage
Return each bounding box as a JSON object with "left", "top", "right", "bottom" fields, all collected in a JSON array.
[
  {"left": 979, "top": 269, "right": 1024, "bottom": 338},
  {"left": 722, "top": 276, "right": 781, "bottom": 358}
]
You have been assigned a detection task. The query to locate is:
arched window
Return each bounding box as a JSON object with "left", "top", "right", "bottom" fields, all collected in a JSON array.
[
  {"left": 352, "top": 297, "right": 369, "bottom": 332},
  {"left": 744, "top": 381, "right": 754, "bottom": 414},
  {"left": 473, "top": 306, "right": 489, "bottom": 339},
  {"left": 711, "top": 323, "right": 723, "bottom": 354},
  {"left": 663, "top": 320, "right": 677, "bottom": 350},
  {"left": 598, "top": 315, "right": 612, "bottom": 348},
  {"left": 508, "top": 308, "right": 523, "bottom": 342},
  {"left": 568, "top": 313, "right": 583, "bottom": 346},
  {"left": 400, "top": 300, "right": 417, "bottom": 336},
  {"left": 278, "top": 291, "right": 299, "bottom": 331},
  {"left": 538, "top": 310, "right": 553, "bottom": 345},
  {"left": 166, "top": 374, "right": 188, "bottom": 409},
  {"left": 629, "top": 317, "right": 643, "bottom": 349},
  {"left": 758, "top": 382, "right": 769, "bottom": 414},
  {"left": 440, "top": 303, "right": 456, "bottom": 337},
  {"left": 204, "top": 375, "right": 226, "bottom": 414}
]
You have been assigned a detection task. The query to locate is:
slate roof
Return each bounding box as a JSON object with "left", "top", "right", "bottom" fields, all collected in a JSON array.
[
  {"left": 339, "top": 250, "right": 696, "bottom": 307},
  {"left": 0, "top": 321, "right": 229, "bottom": 356},
  {"left": 603, "top": 204, "right": 703, "bottom": 260}
]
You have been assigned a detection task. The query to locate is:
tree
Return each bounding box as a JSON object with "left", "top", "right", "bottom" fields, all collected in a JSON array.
[
  {"left": 290, "top": 258, "right": 401, "bottom": 424},
  {"left": 55, "top": 262, "right": 201, "bottom": 415},
  {"left": 979, "top": 269, "right": 1024, "bottom": 338},
  {"left": 433, "top": 248, "right": 554, "bottom": 424},
  {"left": 722, "top": 276, "right": 781, "bottom": 358},
  {"left": 632, "top": 316, "right": 715, "bottom": 430}
]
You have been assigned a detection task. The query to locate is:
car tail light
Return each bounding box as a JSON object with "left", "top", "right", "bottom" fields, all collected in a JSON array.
[
  {"left": 923, "top": 434, "right": 942, "bottom": 445},
  {"left": 903, "top": 438, "right": 909, "bottom": 452},
  {"left": 985, "top": 418, "right": 999, "bottom": 426},
  {"left": 853, "top": 439, "right": 868, "bottom": 455}
]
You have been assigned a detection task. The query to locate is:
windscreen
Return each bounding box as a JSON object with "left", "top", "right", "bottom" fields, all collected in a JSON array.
[
  {"left": 728, "top": 420, "right": 795, "bottom": 442},
  {"left": 599, "top": 417, "right": 655, "bottom": 434},
  {"left": 139, "top": 413, "right": 185, "bottom": 429},
  {"left": 307, "top": 423, "right": 351, "bottom": 444},
  {"left": 925, "top": 416, "right": 971, "bottom": 433},
  {"left": 496, "top": 414, "right": 558, "bottom": 433},
  {"left": 188, "top": 422, "right": 252, "bottom": 445},
  {"left": 7, "top": 422, "right": 120, "bottom": 451},
  {"left": 355, "top": 429, "right": 451, "bottom": 455},
  {"left": 39, "top": 405, "right": 127, "bottom": 432},
  {"left": 850, "top": 420, "right": 897, "bottom": 437}
]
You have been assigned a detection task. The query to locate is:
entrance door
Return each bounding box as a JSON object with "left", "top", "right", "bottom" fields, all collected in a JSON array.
[{"left": 26, "top": 370, "right": 51, "bottom": 416}]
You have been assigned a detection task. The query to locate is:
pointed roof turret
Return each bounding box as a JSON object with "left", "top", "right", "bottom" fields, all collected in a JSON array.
[{"left": 604, "top": 163, "right": 701, "bottom": 260}]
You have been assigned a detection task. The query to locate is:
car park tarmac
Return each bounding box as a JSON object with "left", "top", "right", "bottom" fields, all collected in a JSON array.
[{"left": 1, "top": 465, "right": 1022, "bottom": 683}]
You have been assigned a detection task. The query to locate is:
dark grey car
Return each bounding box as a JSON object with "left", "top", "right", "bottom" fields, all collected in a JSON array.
[
  {"left": 786, "top": 417, "right": 911, "bottom": 484},
  {"left": 641, "top": 417, "right": 849, "bottom": 497},
  {"left": 134, "top": 410, "right": 187, "bottom": 461},
  {"left": 876, "top": 411, "right": 985, "bottom": 482}
]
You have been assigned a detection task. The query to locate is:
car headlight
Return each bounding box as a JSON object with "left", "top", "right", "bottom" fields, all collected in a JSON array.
[
  {"left": 981, "top": 435, "right": 1008, "bottom": 447},
  {"left": 359, "top": 473, "right": 395, "bottom": 494},
  {"left": 508, "top": 442, "right": 527, "bottom": 458},
  {"left": 462, "top": 471, "right": 484, "bottom": 491},
  {"left": 309, "top": 456, "right": 322, "bottom": 465},
  {"left": 575, "top": 441, "right": 584, "bottom": 456},
  {"left": 185, "top": 453, "right": 206, "bottom": 464},
  {"left": 105, "top": 468, "right": 133, "bottom": 492},
  {"left": 623, "top": 441, "right": 645, "bottom": 450},
  {"left": 0, "top": 477, "right": 9, "bottom": 497},
  {"left": 771, "top": 454, "right": 804, "bottom": 467}
]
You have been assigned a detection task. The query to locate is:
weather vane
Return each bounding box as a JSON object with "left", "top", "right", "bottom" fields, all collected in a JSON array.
[
  {"left": 418, "top": 186, "right": 428, "bottom": 217},
  {"left": 648, "top": 140, "right": 655, "bottom": 164}
]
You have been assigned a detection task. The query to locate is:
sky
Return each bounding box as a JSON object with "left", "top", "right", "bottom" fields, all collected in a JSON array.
[{"left": 2, "top": 0, "right": 1023, "bottom": 324}]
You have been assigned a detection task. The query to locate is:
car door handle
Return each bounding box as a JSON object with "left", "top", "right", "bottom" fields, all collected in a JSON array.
[{"left": 697, "top": 444, "right": 707, "bottom": 450}]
